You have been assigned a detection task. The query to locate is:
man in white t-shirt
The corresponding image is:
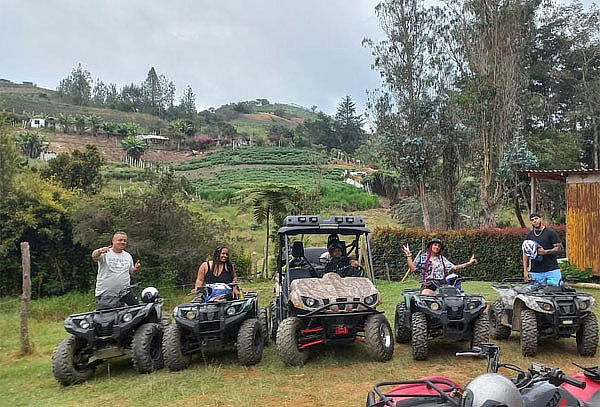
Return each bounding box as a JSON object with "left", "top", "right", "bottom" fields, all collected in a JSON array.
[{"left": 92, "top": 231, "right": 141, "bottom": 307}]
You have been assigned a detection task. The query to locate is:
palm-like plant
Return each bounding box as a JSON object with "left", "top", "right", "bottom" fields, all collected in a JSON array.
[
  {"left": 101, "top": 121, "right": 118, "bottom": 138},
  {"left": 16, "top": 131, "right": 48, "bottom": 158},
  {"left": 237, "top": 184, "right": 301, "bottom": 276},
  {"left": 87, "top": 114, "right": 103, "bottom": 136},
  {"left": 120, "top": 135, "right": 149, "bottom": 161},
  {"left": 74, "top": 115, "right": 87, "bottom": 135},
  {"left": 57, "top": 113, "right": 75, "bottom": 133}
]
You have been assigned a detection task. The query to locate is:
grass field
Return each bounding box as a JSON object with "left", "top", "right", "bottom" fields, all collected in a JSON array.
[{"left": 0, "top": 280, "right": 598, "bottom": 407}]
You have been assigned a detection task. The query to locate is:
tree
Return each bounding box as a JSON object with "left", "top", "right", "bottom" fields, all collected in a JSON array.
[
  {"left": 237, "top": 185, "right": 300, "bottom": 276},
  {"left": 364, "top": 0, "right": 444, "bottom": 230},
  {"left": 57, "top": 113, "right": 75, "bottom": 133},
  {"left": 87, "top": 114, "right": 103, "bottom": 136},
  {"left": 0, "top": 115, "right": 20, "bottom": 201},
  {"left": 73, "top": 115, "right": 87, "bottom": 135},
  {"left": 120, "top": 83, "right": 144, "bottom": 112},
  {"left": 447, "top": 0, "right": 537, "bottom": 226},
  {"left": 101, "top": 121, "right": 118, "bottom": 138},
  {"left": 56, "top": 63, "right": 92, "bottom": 105},
  {"left": 334, "top": 96, "right": 365, "bottom": 153},
  {"left": 42, "top": 145, "right": 105, "bottom": 193},
  {"left": 15, "top": 131, "right": 47, "bottom": 159},
  {"left": 179, "top": 85, "right": 197, "bottom": 117},
  {"left": 120, "top": 135, "right": 149, "bottom": 160},
  {"left": 92, "top": 79, "right": 108, "bottom": 106}
]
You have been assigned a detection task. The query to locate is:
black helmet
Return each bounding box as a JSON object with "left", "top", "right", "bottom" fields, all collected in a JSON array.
[
  {"left": 328, "top": 240, "right": 344, "bottom": 252},
  {"left": 426, "top": 238, "right": 445, "bottom": 251}
]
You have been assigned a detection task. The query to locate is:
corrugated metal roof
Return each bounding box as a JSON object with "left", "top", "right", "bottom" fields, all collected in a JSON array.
[{"left": 519, "top": 168, "right": 600, "bottom": 181}]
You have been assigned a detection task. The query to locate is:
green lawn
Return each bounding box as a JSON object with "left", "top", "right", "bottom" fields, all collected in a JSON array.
[{"left": 0, "top": 281, "right": 598, "bottom": 407}]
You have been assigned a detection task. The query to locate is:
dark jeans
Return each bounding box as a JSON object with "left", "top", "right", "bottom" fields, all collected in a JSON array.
[{"left": 96, "top": 290, "right": 139, "bottom": 309}]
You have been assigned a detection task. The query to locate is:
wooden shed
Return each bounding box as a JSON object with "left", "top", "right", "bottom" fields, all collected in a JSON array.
[{"left": 524, "top": 169, "right": 600, "bottom": 277}]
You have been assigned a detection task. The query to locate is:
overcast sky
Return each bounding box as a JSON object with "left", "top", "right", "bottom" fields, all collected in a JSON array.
[{"left": 1, "top": 0, "right": 384, "bottom": 116}]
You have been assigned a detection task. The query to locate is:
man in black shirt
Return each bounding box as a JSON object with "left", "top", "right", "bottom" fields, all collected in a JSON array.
[{"left": 523, "top": 212, "right": 564, "bottom": 285}]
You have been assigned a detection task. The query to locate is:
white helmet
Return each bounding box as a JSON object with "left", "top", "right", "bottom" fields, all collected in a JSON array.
[
  {"left": 522, "top": 239, "right": 541, "bottom": 260},
  {"left": 141, "top": 287, "right": 159, "bottom": 303},
  {"left": 463, "top": 373, "right": 523, "bottom": 407}
]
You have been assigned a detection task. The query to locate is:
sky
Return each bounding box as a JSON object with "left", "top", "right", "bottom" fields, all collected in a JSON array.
[{"left": 0, "top": 0, "right": 384, "bottom": 116}]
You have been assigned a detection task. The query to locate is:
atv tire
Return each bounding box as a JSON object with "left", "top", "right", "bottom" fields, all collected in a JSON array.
[
  {"left": 364, "top": 314, "right": 394, "bottom": 361},
  {"left": 269, "top": 299, "right": 279, "bottom": 342},
  {"left": 576, "top": 312, "right": 598, "bottom": 357},
  {"left": 52, "top": 336, "right": 95, "bottom": 386},
  {"left": 132, "top": 322, "right": 163, "bottom": 373},
  {"left": 277, "top": 317, "right": 309, "bottom": 366},
  {"left": 237, "top": 318, "right": 265, "bottom": 365},
  {"left": 394, "top": 302, "right": 411, "bottom": 344},
  {"left": 411, "top": 312, "right": 428, "bottom": 361},
  {"left": 162, "top": 323, "right": 191, "bottom": 371},
  {"left": 489, "top": 301, "right": 511, "bottom": 340},
  {"left": 471, "top": 313, "right": 490, "bottom": 349},
  {"left": 258, "top": 306, "right": 269, "bottom": 346},
  {"left": 520, "top": 309, "right": 538, "bottom": 357}
]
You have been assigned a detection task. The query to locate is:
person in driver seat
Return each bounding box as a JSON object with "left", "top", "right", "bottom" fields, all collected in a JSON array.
[{"left": 324, "top": 241, "right": 363, "bottom": 277}]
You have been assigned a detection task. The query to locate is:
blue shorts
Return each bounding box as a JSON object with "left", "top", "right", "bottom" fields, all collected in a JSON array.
[{"left": 530, "top": 269, "right": 562, "bottom": 286}]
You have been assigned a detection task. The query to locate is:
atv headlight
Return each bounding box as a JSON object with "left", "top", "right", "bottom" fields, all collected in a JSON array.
[
  {"left": 364, "top": 294, "right": 378, "bottom": 306},
  {"left": 579, "top": 301, "right": 589, "bottom": 310},
  {"left": 173, "top": 306, "right": 179, "bottom": 317},
  {"left": 536, "top": 301, "right": 554, "bottom": 312},
  {"left": 185, "top": 311, "right": 197, "bottom": 320},
  {"left": 301, "top": 296, "right": 319, "bottom": 308},
  {"left": 430, "top": 302, "right": 440, "bottom": 311},
  {"left": 79, "top": 319, "right": 90, "bottom": 329},
  {"left": 226, "top": 306, "right": 237, "bottom": 315},
  {"left": 122, "top": 312, "right": 133, "bottom": 322},
  {"left": 467, "top": 301, "right": 480, "bottom": 310}
]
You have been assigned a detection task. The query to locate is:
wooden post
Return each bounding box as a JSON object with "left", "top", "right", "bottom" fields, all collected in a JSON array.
[
  {"left": 385, "top": 262, "right": 391, "bottom": 281},
  {"left": 530, "top": 176, "right": 537, "bottom": 213},
  {"left": 20, "top": 242, "right": 32, "bottom": 355},
  {"left": 251, "top": 252, "right": 258, "bottom": 276}
]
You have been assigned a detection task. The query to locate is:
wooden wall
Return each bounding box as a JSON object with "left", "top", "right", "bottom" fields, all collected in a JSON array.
[{"left": 566, "top": 182, "right": 600, "bottom": 276}]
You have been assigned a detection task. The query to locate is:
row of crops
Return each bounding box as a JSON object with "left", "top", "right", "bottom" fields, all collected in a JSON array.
[{"left": 176, "top": 148, "right": 378, "bottom": 211}]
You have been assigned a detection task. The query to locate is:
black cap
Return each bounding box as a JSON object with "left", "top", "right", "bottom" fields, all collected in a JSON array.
[{"left": 529, "top": 212, "right": 542, "bottom": 220}]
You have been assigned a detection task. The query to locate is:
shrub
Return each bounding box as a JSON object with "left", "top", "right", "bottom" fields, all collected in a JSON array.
[
  {"left": 560, "top": 260, "right": 593, "bottom": 282},
  {"left": 371, "top": 226, "right": 566, "bottom": 281}
]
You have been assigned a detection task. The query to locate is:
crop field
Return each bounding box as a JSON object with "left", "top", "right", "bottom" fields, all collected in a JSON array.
[
  {"left": 0, "top": 280, "right": 598, "bottom": 407},
  {"left": 173, "top": 147, "right": 328, "bottom": 171}
]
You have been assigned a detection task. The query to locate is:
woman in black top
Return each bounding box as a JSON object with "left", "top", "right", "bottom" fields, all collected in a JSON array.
[{"left": 194, "top": 246, "right": 241, "bottom": 298}]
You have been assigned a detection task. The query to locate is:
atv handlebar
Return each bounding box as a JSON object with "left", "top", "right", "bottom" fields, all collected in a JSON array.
[{"left": 529, "top": 363, "right": 586, "bottom": 389}]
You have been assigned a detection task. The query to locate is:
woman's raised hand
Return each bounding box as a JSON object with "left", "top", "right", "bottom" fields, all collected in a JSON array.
[
  {"left": 469, "top": 254, "right": 477, "bottom": 265},
  {"left": 402, "top": 244, "right": 412, "bottom": 257}
]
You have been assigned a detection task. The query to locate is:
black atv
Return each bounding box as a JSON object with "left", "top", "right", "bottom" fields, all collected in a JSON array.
[
  {"left": 490, "top": 279, "right": 598, "bottom": 356},
  {"left": 52, "top": 285, "right": 164, "bottom": 386},
  {"left": 394, "top": 277, "right": 489, "bottom": 360},
  {"left": 162, "top": 282, "right": 268, "bottom": 370}
]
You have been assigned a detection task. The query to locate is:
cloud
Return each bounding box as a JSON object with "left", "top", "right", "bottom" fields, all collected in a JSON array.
[{"left": 0, "top": 0, "right": 383, "bottom": 115}]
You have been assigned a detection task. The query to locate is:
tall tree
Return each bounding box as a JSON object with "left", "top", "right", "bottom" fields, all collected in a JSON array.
[
  {"left": 42, "top": 145, "right": 105, "bottom": 193},
  {"left": 364, "top": 0, "right": 444, "bottom": 230},
  {"left": 15, "top": 131, "right": 47, "bottom": 159},
  {"left": 447, "top": 0, "right": 538, "bottom": 226},
  {"left": 334, "top": 96, "right": 365, "bottom": 153},
  {"left": 120, "top": 135, "right": 149, "bottom": 160},
  {"left": 56, "top": 63, "right": 93, "bottom": 106},
  {"left": 179, "top": 85, "right": 197, "bottom": 117}
]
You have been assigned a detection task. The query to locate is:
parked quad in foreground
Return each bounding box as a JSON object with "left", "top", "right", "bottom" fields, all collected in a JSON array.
[
  {"left": 52, "top": 286, "right": 164, "bottom": 386},
  {"left": 163, "top": 283, "right": 268, "bottom": 370},
  {"left": 272, "top": 215, "right": 394, "bottom": 366},
  {"left": 394, "top": 277, "right": 489, "bottom": 361},
  {"left": 489, "top": 279, "right": 598, "bottom": 357}
]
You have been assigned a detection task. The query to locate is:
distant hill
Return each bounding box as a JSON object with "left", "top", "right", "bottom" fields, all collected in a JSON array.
[
  {"left": 0, "top": 81, "right": 319, "bottom": 137},
  {"left": 0, "top": 81, "right": 167, "bottom": 129}
]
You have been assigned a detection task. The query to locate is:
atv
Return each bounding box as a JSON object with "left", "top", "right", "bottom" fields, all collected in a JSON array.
[
  {"left": 394, "top": 277, "right": 489, "bottom": 361},
  {"left": 489, "top": 279, "right": 598, "bottom": 357},
  {"left": 52, "top": 285, "right": 164, "bottom": 386},
  {"left": 162, "top": 282, "right": 268, "bottom": 370},
  {"left": 272, "top": 215, "right": 394, "bottom": 366}
]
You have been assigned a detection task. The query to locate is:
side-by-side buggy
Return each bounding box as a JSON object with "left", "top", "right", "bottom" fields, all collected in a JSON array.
[{"left": 271, "top": 215, "right": 394, "bottom": 366}]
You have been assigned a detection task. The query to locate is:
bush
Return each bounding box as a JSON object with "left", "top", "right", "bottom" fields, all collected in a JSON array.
[
  {"left": 371, "top": 226, "right": 566, "bottom": 281},
  {"left": 560, "top": 260, "right": 593, "bottom": 282}
]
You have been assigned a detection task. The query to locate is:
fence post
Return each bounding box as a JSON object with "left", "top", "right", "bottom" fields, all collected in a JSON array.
[
  {"left": 20, "top": 242, "right": 32, "bottom": 355},
  {"left": 385, "top": 262, "right": 391, "bottom": 281},
  {"left": 251, "top": 252, "right": 258, "bottom": 276}
]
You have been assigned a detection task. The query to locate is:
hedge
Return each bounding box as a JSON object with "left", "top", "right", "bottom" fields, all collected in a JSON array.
[{"left": 371, "top": 226, "right": 566, "bottom": 282}]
